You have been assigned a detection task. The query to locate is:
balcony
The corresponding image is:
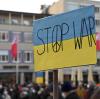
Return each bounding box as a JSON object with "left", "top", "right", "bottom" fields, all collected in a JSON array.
[
  {"left": 0, "top": 18, "right": 33, "bottom": 26},
  {"left": 0, "top": 23, "right": 32, "bottom": 32}
]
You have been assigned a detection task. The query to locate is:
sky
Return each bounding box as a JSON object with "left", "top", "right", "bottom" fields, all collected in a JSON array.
[
  {"left": 0, "top": 0, "right": 59, "bottom": 13},
  {"left": 0, "top": 0, "right": 100, "bottom": 13}
]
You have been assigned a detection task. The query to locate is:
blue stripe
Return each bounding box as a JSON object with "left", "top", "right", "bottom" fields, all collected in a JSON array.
[
  {"left": 33, "top": 5, "right": 95, "bottom": 46},
  {"left": 36, "top": 72, "right": 44, "bottom": 77}
]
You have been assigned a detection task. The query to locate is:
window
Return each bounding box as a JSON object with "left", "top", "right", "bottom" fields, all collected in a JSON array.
[
  {"left": 0, "top": 18, "right": 5, "bottom": 24},
  {"left": 23, "top": 17, "right": 33, "bottom": 26},
  {"left": 0, "top": 51, "right": 9, "bottom": 63},
  {"left": 0, "top": 16, "right": 9, "bottom": 24},
  {"left": 12, "top": 57, "right": 17, "bottom": 62},
  {"left": 24, "top": 32, "right": 32, "bottom": 42},
  {"left": 19, "top": 66, "right": 29, "bottom": 70},
  {"left": 12, "top": 52, "right": 21, "bottom": 63},
  {"left": 12, "top": 32, "right": 21, "bottom": 42},
  {"left": 96, "top": 20, "right": 100, "bottom": 26},
  {"left": 24, "top": 51, "right": 33, "bottom": 63},
  {"left": 0, "top": 31, "right": 9, "bottom": 41},
  {"left": 3, "top": 66, "right": 15, "bottom": 69},
  {"left": 95, "top": 7, "right": 99, "bottom": 13},
  {"left": 11, "top": 14, "right": 20, "bottom": 25},
  {"left": 11, "top": 19, "right": 19, "bottom": 25},
  {"left": 23, "top": 20, "right": 30, "bottom": 26}
]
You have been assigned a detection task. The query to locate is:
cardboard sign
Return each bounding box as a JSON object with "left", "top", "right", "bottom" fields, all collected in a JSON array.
[{"left": 33, "top": 6, "right": 96, "bottom": 71}]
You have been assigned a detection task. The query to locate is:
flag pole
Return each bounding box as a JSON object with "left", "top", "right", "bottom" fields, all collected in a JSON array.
[{"left": 16, "top": 34, "right": 19, "bottom": 84}]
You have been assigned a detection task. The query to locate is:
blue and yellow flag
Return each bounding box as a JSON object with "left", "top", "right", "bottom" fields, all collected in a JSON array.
[{"left": 33, "top": 5, "right": 96, "bottom": 71}]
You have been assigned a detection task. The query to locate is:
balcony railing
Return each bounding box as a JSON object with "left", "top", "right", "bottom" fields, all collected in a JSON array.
[{"left": 0, "top": 19, "right": 33, "bottom": 26}]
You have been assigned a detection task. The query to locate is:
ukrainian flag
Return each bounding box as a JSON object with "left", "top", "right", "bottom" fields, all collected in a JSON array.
[
  {"left": 33, "top": 6, "right": 96, "bottom": 72},
  {"left": 36, "top": 72, "right": 44, "bottom": 84}
]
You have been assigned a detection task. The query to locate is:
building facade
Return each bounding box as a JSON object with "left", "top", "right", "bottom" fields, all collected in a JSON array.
[
  {"left": 44, "top": 0, "right": 100, "bottom": 84},
  {"left": 0, "top": 10, "right": 49, "bottom": 84}
]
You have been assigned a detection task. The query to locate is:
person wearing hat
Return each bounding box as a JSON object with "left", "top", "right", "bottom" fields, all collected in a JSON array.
[{"left": 61, "top": 82, "right": 80, "bottom": 99}]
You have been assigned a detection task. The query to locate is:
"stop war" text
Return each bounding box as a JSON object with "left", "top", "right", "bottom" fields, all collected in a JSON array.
[{"left": 36, "top": 16, "right": 95, "bottom": 55}]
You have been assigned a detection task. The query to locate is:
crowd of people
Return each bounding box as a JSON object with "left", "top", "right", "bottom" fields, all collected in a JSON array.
[{"left": 0, "top": 81, "right": 99, "bottom": 99}]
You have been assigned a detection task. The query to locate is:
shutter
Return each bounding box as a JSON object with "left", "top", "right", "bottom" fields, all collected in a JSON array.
[
  {"left": 8, "top": 50, "right": 12, "bottom": 63},
  {"left": 21, "top": 50, "right": 24, "bottom": 63},
  {"left": 21, "top": 32, "right": 24, "bottom": 42},
  {"left": 9, "top": 31, "right": 13, "bottom": 42}
]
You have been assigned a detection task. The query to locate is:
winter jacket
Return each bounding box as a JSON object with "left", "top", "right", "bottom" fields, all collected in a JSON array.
[
  {"left": 0, "top": 94, "right": 3, "bottom": 99},
  {"left": 29, "top": 93, "right": 41, "bottom": 99},
  {"left": 2, "top": 94, "right": 11, "bottom": 99},
  {"left": 47, "top": 95, "right": 53, "bottom": 99},
  {"left": 65, "top": 91, "right": 80, "bottom": 99}
]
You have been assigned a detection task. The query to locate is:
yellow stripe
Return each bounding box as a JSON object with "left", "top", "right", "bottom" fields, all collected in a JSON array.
[
  {"left": 36, "top": 77, "right": 44, "bottom": 84},
  {"left": 33, "top": 34, "right": 96, "bottom": 71}
]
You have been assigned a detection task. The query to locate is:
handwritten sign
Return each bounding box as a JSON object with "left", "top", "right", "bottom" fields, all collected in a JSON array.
[{"left": 33, "top": 6, "right": 96, "bottom": 71}]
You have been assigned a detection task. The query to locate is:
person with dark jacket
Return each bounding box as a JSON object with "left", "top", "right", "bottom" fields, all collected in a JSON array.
[
  {"left": 61, "top": 82, "right": 80, "bottom": 99},
  {"left": 47, "top": 83, "right": 62, "bottom": 99},
  {"left": 47, "top": 84, "right": 53, "bottom": 99},
  {"left": 87, "top": 82, "right": 97, "bottom": 99},
  {"left": 12, "top": 84, "right": 20, "bottom": 99},
  {"left": 91, "top": 88, "right": 100, "bottom": 99},
  {"left": 28, "top": 84, "right": 41, "bottom": 99},
  {"left": 0, "top": 94, "right": 3, "bottom": 99}
]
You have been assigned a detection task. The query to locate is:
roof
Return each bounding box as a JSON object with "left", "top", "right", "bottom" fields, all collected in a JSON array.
[{"left": 0, "top": 9, "right": 50, "bottom": 16}]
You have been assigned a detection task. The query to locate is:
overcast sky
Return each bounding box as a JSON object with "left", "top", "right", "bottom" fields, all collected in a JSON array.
[
  {"left": 0, "top": 0, "right": 99, "bottom": 13},
  {"left": 0, "top": 0, "right": 59, "bottom": 13}
]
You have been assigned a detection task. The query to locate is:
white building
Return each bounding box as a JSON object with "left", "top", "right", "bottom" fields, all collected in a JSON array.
[{"left": 0, "top": 10, "right": 49, "bottom": 84}]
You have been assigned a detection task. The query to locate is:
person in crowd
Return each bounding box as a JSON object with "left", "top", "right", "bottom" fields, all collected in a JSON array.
[
  {"left": 83, "top": 84, "right": 88, "bottom": 99},
  {"left": 61, "top": 81, "right": 80, "bottom": 99},
  {"left": 47, "top": 84, "right": 53, "bottom": 99},
  {"left": 0, "top": 83, "right": 4, "bottom": 95},
  {"left": 76, "top": 82, "right": 85, "bottom": 99},
  {"left": 2, "top": 88, "right": 11, "bottom": 99},
  {"left": 28, "top": 83, "right": 41, "bottom": 99},
  {"left": 20, "top": 84, "right": 29, "bottom": 99},
  {"left": 71, "top": 82, "right": 77, "bottom": 90},
  {"left": 12, "top": 84, "right": 20, "bottom": 99},
  {"left": 47, "top": 83, "right": 62, "bottom": 99},
  {"left": 87, "top": 81, "right": 97, "bottom": 99},
  {"left": 38, "top": 84, "right": 49, "bottom": 99},
  {"left": 91, "top": 88, "right": 100, "bottom": 99},
  {"left": 0, "top": 95, "right": 3, "bottom": 99}
]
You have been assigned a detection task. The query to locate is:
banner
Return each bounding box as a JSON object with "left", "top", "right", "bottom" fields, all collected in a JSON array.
[{"left": 33, "top": 6, "right": 96, "bottom": 71}]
